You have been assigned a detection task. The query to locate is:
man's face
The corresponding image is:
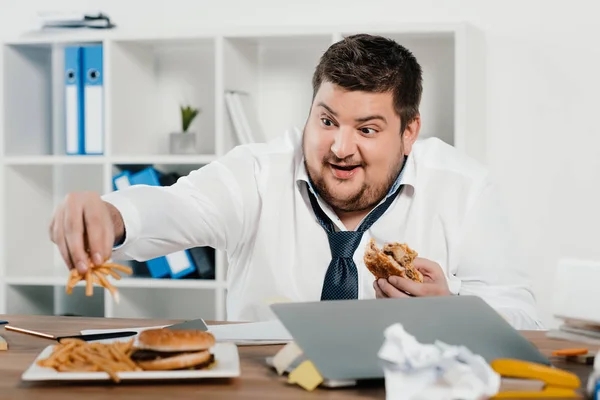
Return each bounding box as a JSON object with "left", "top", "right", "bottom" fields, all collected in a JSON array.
[{"left": 303, "top": 81, "right": 419, "bottom": 213}]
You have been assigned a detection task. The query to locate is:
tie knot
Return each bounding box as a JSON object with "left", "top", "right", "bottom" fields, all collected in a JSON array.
[{"left": 327, "top": 231, "right": 364, "bottom": 258}]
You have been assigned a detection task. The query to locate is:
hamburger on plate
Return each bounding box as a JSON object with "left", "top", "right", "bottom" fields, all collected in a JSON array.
[{"left": 131, "top": 329, "right": 216, "bottom": 371}]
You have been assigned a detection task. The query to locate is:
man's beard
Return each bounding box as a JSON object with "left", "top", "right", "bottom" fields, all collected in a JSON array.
[{"left": 304, "top": 155, "right": 404, "bottom": 213}]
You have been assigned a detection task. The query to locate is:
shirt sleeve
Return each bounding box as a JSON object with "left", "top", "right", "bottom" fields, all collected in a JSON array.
[
  {"left": 102, "top": 146, "right": 260, "bottom": 262},
  {"left": 454, "top": 178, "right": 545, "bottom": 330}
]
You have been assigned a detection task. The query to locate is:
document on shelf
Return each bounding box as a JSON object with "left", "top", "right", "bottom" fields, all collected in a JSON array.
[{"left": 81, "top": 319, "right": 292, "bottom": 346}]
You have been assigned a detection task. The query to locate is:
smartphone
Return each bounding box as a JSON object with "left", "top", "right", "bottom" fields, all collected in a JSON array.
[{"left": 165, "top": 318, "right": 208, "bottom": 331}]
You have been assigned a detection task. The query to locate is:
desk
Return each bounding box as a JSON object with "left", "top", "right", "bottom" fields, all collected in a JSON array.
[{"left": 0, "top": 314, "right": 596, "bottom": 399}]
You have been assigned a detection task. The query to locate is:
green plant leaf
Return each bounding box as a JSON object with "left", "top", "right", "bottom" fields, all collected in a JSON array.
[{"left": 181, "top": 105, "right": 200, "bottom": 132}]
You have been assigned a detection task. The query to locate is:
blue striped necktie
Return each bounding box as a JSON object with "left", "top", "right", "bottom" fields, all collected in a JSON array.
[{"left": 307, "top": 183, "right": 403, "bottom": 300}]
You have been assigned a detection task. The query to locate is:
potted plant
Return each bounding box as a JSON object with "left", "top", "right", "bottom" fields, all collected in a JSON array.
[{"left": 169, "top": 105, "right": 201, "bottom": 154}]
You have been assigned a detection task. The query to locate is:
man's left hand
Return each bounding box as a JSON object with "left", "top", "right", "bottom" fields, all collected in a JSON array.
[{"left": 374, "top": 257, "right": 451, "bottom": 298}]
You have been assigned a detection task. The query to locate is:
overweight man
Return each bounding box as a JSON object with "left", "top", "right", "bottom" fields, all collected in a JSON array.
[{"left": 49, "top": 34, "right": 543, "bottom": 329}]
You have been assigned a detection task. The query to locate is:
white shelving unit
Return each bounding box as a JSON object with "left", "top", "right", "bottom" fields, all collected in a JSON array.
[{"left": 0, "top": 23, "right": 485, "bottom": 321}]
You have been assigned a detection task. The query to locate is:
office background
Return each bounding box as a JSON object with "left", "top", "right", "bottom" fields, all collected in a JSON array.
[{"left": 0, "top": 0, "right": 597, "bottom": 329}]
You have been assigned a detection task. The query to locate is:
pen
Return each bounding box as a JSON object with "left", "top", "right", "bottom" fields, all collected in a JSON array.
[{"left": 4, "top": 325, "right": 138, "bottom": 342}]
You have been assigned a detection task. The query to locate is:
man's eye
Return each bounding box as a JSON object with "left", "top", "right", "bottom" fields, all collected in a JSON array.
[
  {"left": 321, "top": 118, "right": 334, "bottom": 127},
  {"left": 360, "top": 127, "right": 376, "bottom": 134}
]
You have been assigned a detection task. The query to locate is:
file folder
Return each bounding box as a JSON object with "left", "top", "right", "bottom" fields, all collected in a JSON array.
[
  {"left": 164, "top": 251, "right": 196, "bottom": 279},
  {"left": 188, "top": 246, "right": 216, "bottom": 279},
  {"left": 82, "top": 45, "right": 104, "bottom": 155},
  {"left": 123, "top": 167, "right": 197, "bottom": 279},
  {"left": 127, "top": 166, "right": 161, "bottom": 187},
  {"left": 65, "top": 46, "right": 84, "bottom": 155},
  {"left": 112, "top": 171, "right": 131, "bottom": 190}
]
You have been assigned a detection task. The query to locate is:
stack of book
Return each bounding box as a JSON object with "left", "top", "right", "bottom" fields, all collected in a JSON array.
[
  {"left": 547, "top": 319, "right": 600, "bottom": 345},
  {"left": 548, "top": 259, "right": 600, "bottom": 344},
  {"left": 36, "top": 11, "right": 115, "bottom": 29},
  {"left": 224, "top": 91, "right": 267, "bottom": 145}
]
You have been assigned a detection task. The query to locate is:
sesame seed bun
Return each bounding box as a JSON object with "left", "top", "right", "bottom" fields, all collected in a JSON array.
[{"left": 136, "top": 329, "right": 215, "bottom": 352}]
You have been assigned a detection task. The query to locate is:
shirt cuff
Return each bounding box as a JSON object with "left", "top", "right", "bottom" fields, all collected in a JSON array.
[{"left": 101, "top": 191, "right": 141, "bottom": 252}]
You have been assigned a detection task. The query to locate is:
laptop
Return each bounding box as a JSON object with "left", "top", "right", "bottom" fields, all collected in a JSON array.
[{"left": 269, "top": 296, "right": 549, "bottom": 384}]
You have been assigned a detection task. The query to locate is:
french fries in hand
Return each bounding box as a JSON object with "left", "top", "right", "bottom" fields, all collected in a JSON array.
[{"left": 66, "top": 261, "right": 133, "bottom": 303}]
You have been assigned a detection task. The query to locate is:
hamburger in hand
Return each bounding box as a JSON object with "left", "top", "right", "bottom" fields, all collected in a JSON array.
[
  {"left": 364, "top": 238, "right": 424, "bottom": 283},
  {"left": 131, "top": 329, "right": 216, "bottom": 371}
]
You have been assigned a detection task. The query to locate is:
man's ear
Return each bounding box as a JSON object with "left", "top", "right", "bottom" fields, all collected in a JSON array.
[{"left": 402, "top": 115, "right": 421, "bottom": 155}]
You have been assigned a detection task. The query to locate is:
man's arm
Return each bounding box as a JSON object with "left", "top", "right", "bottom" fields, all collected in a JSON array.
[
  {"left": 102, "top": 147, "right": 260, "bottom": 262},
  {"left": 455, "top": 178, "right": 544, "bottom": 330}
]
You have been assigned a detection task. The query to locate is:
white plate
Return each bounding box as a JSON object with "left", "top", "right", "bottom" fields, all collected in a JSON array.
[{"left": 22, "top": 340, "right": 240, "bottom": 382}]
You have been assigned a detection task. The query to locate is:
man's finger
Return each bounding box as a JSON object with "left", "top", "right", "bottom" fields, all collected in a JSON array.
[
  {"left": 374, "top": 280, "right": 387, "bottom": 298},
  {"left": 378, "top": 278, "right": 409, "bottom": 298},
  {"left": 52, "top": 208, "right": 74, "bottom": 269},
  {"left": 412, "top": 258, "right": 442, "bottom": 277},
  {"left": 388, "top": 276, "right": 427, "bottom": 296},
  {"left": 64, "top": 200, "right": 88, "bottom": 274},
  {"left": 83, "top": 204, "right": 107, "bottom": 266}
]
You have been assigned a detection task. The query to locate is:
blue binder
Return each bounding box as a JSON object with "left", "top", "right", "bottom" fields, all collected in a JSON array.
[
  {"left": 82, "top": 45, "right": 104, "bottom": 155},
  {"left": 64, "top": 46, "right": 84, "bottom": 155},
  {"left": 124, "top": 167, "right": 197, "bottom": 279},
  {"left": 128, "top": 167, "right": 161, "bottom": 186}
]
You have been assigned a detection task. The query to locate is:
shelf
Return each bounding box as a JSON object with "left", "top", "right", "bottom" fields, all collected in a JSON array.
[
  {"left": 110, "top": 154, "right": 218, "bottom": 165},
  {"left": 115, "top": 277, "right": 224, "bottom": 289},
  {"left": 379, "top": 32, "right": 456, "bottom": 145},
  {"left": 3, "top": 155, "right": 106, "bottom": 165},
  {"left": 6, "top": 285, "right": 55, "bottom": 315},
  {"left": 109, "top": 38, "right": 216, "bottom": 156},
  {"left": 3, "top": 44, "right": 53, "bottom": 156},
  {"left": 4, "top": 164, "right": 104, "bottom": 278},
  {"left": 3, "top": 31, "right": 111, "bottom": 46},
  {"left": 221, "top": 35, "right": 333, "bottom": 149},
  {"left": 1, "top": 155, "right": 219, "bottom": 165},
  {"left": 4, "top": 276, "right": 66, "bottom": 286},
  {"left": 1, "top": 23, "right": 484, "bottom": 322},
  {"left": 1, "top": 23, "right": 468, "bottom": 46},
  {"left": 108, "top": 285, "right": 218, "bottom": 320},
  {"left": 5, "top": 276, "right": 225, "bottom": 289}
]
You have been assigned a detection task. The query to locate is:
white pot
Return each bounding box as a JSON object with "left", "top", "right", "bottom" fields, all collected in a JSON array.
[{"left": 169, "top": 132, "right": 198, "bottom": 154}]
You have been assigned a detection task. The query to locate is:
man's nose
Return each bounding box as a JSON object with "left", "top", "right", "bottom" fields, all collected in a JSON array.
[{"left": 331, "top": 128, "right": 357, "bottom": 160}]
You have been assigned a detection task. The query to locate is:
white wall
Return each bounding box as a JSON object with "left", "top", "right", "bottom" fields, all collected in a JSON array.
[{"left": 2, "top": 0, "right": 599, "bottom": 328}]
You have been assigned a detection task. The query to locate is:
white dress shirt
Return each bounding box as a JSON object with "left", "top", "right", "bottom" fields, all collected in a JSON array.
[{"left": 103, "top": 128, "right": 543, "bottom": 329}]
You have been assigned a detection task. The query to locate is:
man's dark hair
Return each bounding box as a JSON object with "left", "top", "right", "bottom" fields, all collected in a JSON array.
[{"left": 312, "top": 34, "right": 423, "bottom": 133}]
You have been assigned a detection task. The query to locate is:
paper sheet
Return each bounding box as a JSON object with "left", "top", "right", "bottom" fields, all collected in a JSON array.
[
  {"left": 546, "top": 329, "right": 600, "bottom": 345},
  {"left": 81, "top": 320, "right": 292, "bottom": 346},
  {"left": 208, "top": 320, "right": 292, "bottom": 345}
]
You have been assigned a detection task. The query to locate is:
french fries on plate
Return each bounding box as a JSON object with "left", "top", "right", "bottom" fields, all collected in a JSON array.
[{"left": 37, "top": 338, "right": 140, "bottom": 382}]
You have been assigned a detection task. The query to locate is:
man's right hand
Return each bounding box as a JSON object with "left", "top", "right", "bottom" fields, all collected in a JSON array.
[{"left": 49, "top": 192, "right": 125, "bottom": 275}]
